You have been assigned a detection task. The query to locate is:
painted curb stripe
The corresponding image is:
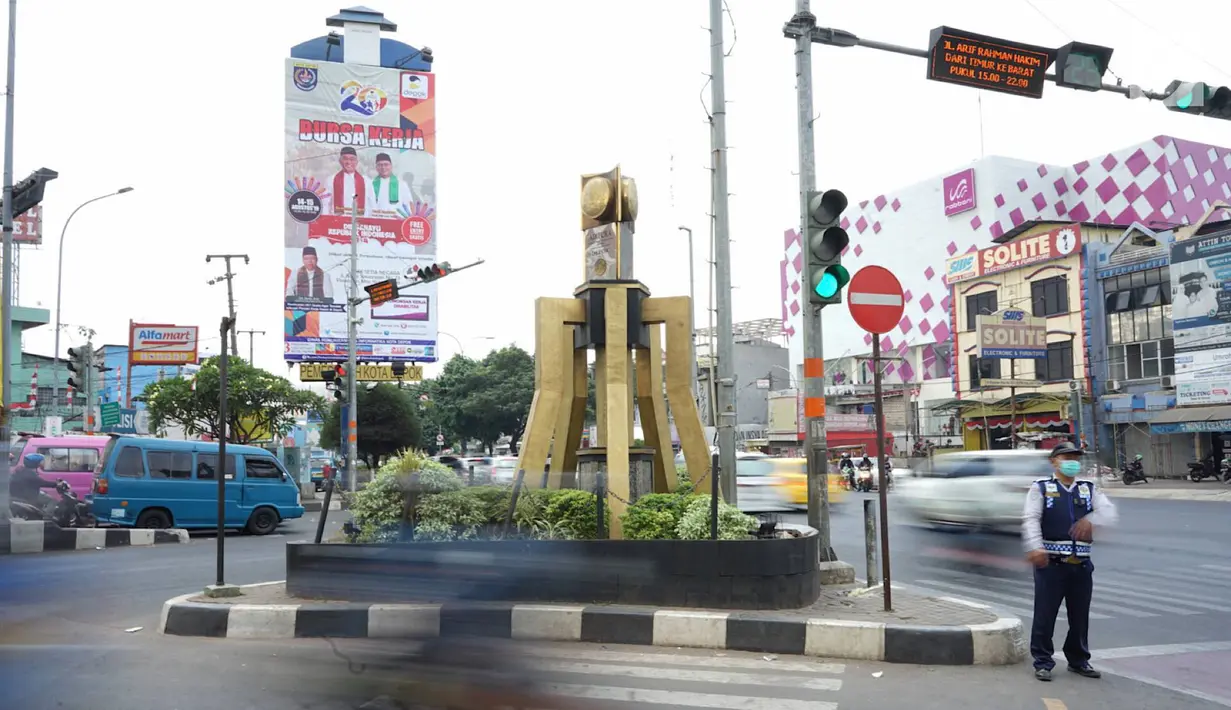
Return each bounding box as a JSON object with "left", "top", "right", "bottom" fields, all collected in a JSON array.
[{"left": 0, "top": 526, "right": 190, "bottom": 555}]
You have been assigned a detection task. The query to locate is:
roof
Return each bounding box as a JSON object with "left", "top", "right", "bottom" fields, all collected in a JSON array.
[
  {"left": 695, "top": 318, "right": 784, "bottom": 341},
  {"left": 325, "top": 6, "right": 397, "bottom": 31},
  {"left": 1149, "top": 405, "right": 1231, "bottom": 425}
]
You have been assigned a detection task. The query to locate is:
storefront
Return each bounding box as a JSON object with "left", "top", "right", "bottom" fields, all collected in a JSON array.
[
  {"left": 957, "top": 394, "right": 1074, "bottom": 451},
  {"left": 1148, "top": 406, "right": 1231, "bottom": 467}
]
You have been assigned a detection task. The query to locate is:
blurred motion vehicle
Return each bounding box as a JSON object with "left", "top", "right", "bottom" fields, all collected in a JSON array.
[
  {"left": 896, "top": 449, "right": 1052, "bottom": 530},
  {"left": 774, "top": 457, "right": 847, "bottom": 508},
  {"left": 464, "top": 456, "right": 494, "bottom": 482},
  {"left": 16, "top": 434, "right": 108, "bottom": 501},
  {"left": 674, "top": 449, "right": 793, "bottom": 512},
  {"left": 490, "top": 456, "right": 519, "bottom": 484}
]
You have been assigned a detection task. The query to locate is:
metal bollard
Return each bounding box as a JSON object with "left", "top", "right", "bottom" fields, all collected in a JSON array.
[
  {"left": 710, "top": 452, "right": 720, "bottom": 540},
  {"left": 503, "top": 469, "right": 525, "bottom": 534},
  {"left": 863, "top": 499, "right": 880, "bottom": 587},
  {"left": 468, "top": 464, "right": 475, "bottom": 486},
  {"left": 595, "top": 471, "right": 607, "bottom": 539}
]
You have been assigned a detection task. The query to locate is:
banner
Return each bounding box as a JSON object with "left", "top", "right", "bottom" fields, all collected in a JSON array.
[
  {"left": 945, "top": 224, "right": 1082, "bottom": 284},
  {"left": 1170, "top": 232, "right": 1231, "bottom": 351},
  {"left": 284, "top": 59, "right": 438, "bottom": 363},
  {"left": 129, "top": 324, "right": 199, "bottom": 365}
]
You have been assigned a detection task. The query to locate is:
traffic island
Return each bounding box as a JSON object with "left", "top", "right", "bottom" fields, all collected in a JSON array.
[
  {"left": 158, "top": 580, "right": 1023, "bottom": 665},
  {"left": 0, "top": 520, "right": 189, "bottom": 555}
]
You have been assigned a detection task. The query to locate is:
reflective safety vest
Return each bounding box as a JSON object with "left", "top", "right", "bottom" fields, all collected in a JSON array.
[{"left": 1037, "top": 478, "right": 1095, "bottom": 558}]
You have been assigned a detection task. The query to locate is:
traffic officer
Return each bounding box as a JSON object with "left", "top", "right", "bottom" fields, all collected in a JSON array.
[{"left": 1023, "top": 441, "right": 1117, "bottom": 681}]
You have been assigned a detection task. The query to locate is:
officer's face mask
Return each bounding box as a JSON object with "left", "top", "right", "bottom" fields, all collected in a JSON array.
[{"left": 1058, "top": 460, "right": 1082, "bottom": 477}]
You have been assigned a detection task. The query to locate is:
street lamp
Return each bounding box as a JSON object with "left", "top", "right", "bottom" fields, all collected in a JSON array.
[
  {"left": 52, "top": 187, "right": 134, "bottom": 416},
  {"left": 438, "top": 331, "right": 494, "bottom": 358},
  {"left": 677, "top": 226, "right": 698, "bottom": 400}
]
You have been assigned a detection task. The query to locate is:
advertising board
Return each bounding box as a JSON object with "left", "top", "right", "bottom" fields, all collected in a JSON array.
[
  {"left": 942, "top": 168, "right": 976, "bottom": 217},
  {"left": 129, "top": 324, "right": 199, "bottom": 365},
  {"left": 13, "top": 205, "right": 41, "bottom": 244},
  {"left": 284, "top": 58, "right": 438, "bottom": 363},
  {"left": 976, "top": 309, "right": 1047, "bottom": 359},
  {"left": 945, "top": 224, "right": 1082, "bottom": 284},
  {"left": 1169, "top": 232, "right": 1231, "bottom": 351}
]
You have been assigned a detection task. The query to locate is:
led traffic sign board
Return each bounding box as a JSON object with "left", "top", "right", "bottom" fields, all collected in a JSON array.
[
  {"left": 927, "top": 27, "right": 1052, "bottom": 99},
  {"left": 299, "top": 363, "right": 423, "bottom": 383},
  {"left": 363, "top": 279, "right": 399, "bottom": 306}
]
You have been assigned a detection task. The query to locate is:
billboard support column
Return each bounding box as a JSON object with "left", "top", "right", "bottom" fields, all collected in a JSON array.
[
  {"left": 347, "top": 197, "right": 359, "bottom": 493},
  {"left": 1009, "top": 359, "right": 1016, "bottom": 446},
  {"left": 0, "top": 0, "right": 17, "bottom": 520},
  {"left": 125, "top": 319, "right": 133, "bottom": 408}
]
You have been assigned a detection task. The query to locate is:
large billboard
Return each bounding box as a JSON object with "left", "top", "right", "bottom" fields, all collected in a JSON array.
[
  {"left": 129, "top": 323, "right": 200, "bottom": 365},
  {"left": 283, "top": 59, "right": 438, "bottom": 363},
  {"left": 945, "top": 224, "right": 1082, "bottom": 284},
  {"left": 1170, "top": 232, "right": 1231, "bottom": 352}
]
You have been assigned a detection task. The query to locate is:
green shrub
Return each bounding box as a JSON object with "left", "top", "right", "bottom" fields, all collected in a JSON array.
[
  {"left": 620, "top": 492, "right": 692, "bottom": 540},
  {"left": 416, "top": 463, "right": 463, "bottom": 493},
  {"left": 513, "top": 487, "right": 558, "bottom": 529},
  {"left": 544, "top": 489, "right": 607, "bottom": 539},
  {"left": 466, "top": 485, "right": 513, "bottom": 523},
  {"left": 415, "top": 490, "right": 488, "bottom": 541},
  {"left": 675, "top": 495, "right": 757, "bottom": 540}
]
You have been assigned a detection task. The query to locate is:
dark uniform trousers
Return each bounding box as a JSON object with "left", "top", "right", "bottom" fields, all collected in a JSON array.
[
  {"left": 1031, "top": 557, "right": 1093, "bottom": 670},
  {"left": 1030, "top": 478, "right": 1096, "bottom": 671}
]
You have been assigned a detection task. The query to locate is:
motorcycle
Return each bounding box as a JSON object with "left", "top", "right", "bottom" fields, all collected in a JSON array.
[
  {"left": 856, "top": 467, "right": 874, "bottom": 493},
  {"left": 1187, "top": 458, "right": 1224, "bottom": 483},
  {"left": 1120, "top": 461, "right": 1149, "bottom": 485},
  {"left": 11, "top": 480, "right": 95, "bottom": 527}
]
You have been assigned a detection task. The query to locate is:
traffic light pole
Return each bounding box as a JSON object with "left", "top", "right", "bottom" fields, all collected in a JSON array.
[
  {"left": 0, "top": 0, "right": 16, "bottom": 521},
  {"left": 791, "top": 1, "right": 835, "bottom": 562},
  {"left": 347, "top": 199, "right": 359, "bottom": 493}
]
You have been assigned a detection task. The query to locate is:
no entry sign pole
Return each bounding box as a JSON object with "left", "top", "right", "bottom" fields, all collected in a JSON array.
[{"left": 848, "top": 265, "right": 905, "bottom": 612}]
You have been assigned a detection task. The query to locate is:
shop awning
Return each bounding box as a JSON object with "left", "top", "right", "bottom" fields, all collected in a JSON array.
[
  {"left": 964, "top": 413, "right": 1068, "bottom": 431},
  {"left": 1149, "top": 405, "right": 1231, "bottom": 435}
]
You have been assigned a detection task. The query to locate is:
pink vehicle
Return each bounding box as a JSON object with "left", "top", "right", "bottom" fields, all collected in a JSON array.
[{"left": 16, "top": 435, "right": 110, "bottom": 500}]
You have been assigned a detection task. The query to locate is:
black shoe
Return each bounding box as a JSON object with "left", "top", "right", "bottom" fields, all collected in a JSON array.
[
  {"left": 1068, "top": 664, "right": 1102, "bottom": 679},
  {"left": 1035, "top": 668, "right": 1053, "bottom": 681}
]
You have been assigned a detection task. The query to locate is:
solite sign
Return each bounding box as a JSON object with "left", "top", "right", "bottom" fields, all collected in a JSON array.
[{"left": 945, "top": 224, "right": 1081, "bottom": 284}]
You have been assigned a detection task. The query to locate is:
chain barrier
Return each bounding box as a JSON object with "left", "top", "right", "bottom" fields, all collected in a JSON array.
[{"left": 600, "top": 464, "right": 713, "bottom": 512}]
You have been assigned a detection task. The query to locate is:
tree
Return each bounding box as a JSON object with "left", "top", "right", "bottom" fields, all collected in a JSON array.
[
  {"left": 142, "top": 356, "right": 324, "bottom": 444},
  {"left": 468, "top": 346, "right": 535, "bottom": 453},
  {"left": 320, "top": 383, "right": 422, "bottom": 470}
]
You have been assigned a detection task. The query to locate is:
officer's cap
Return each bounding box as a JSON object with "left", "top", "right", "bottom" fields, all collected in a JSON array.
[{"left": 1049, "top": 441, "right": 1083, "bottom": 458}]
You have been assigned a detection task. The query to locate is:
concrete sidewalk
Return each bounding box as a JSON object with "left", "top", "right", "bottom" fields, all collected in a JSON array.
[
  {"left": 1101, "top": 479, "right": 1231, "bottom": 502},
  {"left": 158, "top": 580, "right": 1024, "bottom": 666}
]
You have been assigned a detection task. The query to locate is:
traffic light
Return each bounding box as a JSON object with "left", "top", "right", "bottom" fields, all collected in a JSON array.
[
  {"left": 1163, "top": 80, "right": 1231, "bottom": 120},
  {"left": 330, "top": 365, "right": 348, "bottom": 402},
  {"left": 65, "top": 347, "right": 90, "bottom": 390},
  {"left": 805, "top": 189, "right": 850, "bottom": 306},
  {"left": 413, "top": 262, "right": 451, "bottom": 282},
  {"left": 0, "top": 168, "right": 58, "bottom": 218}
]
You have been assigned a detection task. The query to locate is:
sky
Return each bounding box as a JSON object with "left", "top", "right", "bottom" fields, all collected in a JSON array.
[{"left": 4, "top": 0, "right": 1230, "bottom": 386}]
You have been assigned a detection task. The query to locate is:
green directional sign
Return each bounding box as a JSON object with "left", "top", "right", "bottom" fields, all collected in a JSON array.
[{"left": 99, "top": 401, "right": 121, "bottom": 428}]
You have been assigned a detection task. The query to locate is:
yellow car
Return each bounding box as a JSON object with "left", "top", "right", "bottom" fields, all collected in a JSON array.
[{"left": 773, "top": 457, "right": 846, "bottom": 508}]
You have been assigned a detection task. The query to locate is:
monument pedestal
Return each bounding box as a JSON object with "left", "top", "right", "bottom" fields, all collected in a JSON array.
[{"left": 575, "top": 447, "right": 656, "bottom": 503}]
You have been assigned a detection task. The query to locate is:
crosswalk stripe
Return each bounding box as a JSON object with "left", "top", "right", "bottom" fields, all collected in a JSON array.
[
  {"left": 911, "top": 579, "right": 1060, "bottom": 620},
  {"left": 539, "top": 682, "right": 840, "bottom": 710},
  {"left": 1094, "top": 576, "right": 1224, "bottom": 613},
  {"left": 524, "top": 646, "right": 844, "bottom": 675},
  {"left": 1113, "top": 567, "right": 1231, "bottom": 602},
  {"left": 933, "top": 568, "right": 1171, "bottom": 618},
  {"left": 534, "top": 660, "right": 842, "bottom": 690},
  {"left": 1199, "top": 564, "right": 1231, "bottom": 574},
  {"left": 1185, "top": 565, "right": 1231, "bottom": 583}
]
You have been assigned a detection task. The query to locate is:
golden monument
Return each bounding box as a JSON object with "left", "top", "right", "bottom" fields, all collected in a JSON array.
[{"left": 514, "top": 166, "right": 712, "bottom": 538}]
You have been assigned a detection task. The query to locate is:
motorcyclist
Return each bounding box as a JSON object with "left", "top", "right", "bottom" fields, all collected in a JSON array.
[
  {"left": 10, "top": 453, "right": 57, "bottom": 507},
  {"left": 858, "top": 455, "right": 873, "bottom": 471},
  {"left": 839, "top": 453, "right": 855, "bottom": 489}
]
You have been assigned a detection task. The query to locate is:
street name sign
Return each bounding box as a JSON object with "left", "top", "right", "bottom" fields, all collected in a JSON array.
[
  {"left": 928, "top": 27, "right": 1052, "bottom": 99},
  {"left": 299, "top": 363, "right": 423, "bottom": 383}
]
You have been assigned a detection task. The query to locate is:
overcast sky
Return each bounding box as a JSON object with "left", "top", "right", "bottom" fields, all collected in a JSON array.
[{"left": 5, "top": 0, "right": 1229, "bottom": 382}]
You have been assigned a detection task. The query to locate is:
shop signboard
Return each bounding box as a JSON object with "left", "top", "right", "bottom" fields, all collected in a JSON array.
[
  {"left": 977, "top": 308, "right": 1047, "bottom": 358},
  {"left": 945, "top": 224, "right": 1082, "bottom": 284}
]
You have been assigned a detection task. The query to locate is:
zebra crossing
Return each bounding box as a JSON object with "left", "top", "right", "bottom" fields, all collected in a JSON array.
[
  {"left": 360, "top": 644, "right": 846, "bottom": 710},
  {"left": 906, "top": 563, "right": 1231, "bottom": 623}
]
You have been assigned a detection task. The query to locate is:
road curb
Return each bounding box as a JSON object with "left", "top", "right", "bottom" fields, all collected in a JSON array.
[
  {"left": 159, "top": 583, "right": 1024, "bottom": 665},
  {"left": 0, "top": 520, "right": 189, "bottom": 555}
]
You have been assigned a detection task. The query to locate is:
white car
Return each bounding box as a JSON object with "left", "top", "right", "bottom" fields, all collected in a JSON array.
[
  {"left": 673, "top": 449, "right": 793, "bottom": 513},
  {"left": 896, "top": 449, "right": 1053, "bottom": 530},
  {"left": 490, "top": 456, "right": 519, "bottom": 485}
]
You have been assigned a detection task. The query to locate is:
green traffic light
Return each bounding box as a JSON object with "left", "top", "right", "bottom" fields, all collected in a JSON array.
[
  {"left": 814, "top": 264, "right": 850, "bottom": 299},
  {"left": 1178, "top": 92, "right": 1193, "bottom": 110}
]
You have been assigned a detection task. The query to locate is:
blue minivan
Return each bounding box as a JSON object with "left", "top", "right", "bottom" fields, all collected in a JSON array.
[{"left": 91, "top": 436, "right": 304, "bottom": 535}]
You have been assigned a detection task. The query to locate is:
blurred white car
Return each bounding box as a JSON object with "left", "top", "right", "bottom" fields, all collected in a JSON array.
[
  {"left": 896, "top": 449, "right": 1052, "bottom": 530},
  {"left": 673, "top": 449, "right": 793, "bottom": 513},
  {"left": 490, "top": 456, "right": 519, "bottom": 485}
]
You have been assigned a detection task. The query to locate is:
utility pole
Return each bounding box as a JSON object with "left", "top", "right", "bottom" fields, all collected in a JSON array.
[
  {"left": 0, "top": 0, "right": 16, "bottom": 520},
  {"left": 84, "top": 339, "right": 96, "bottom": 433},
  {"left": 709, "top": 0, "right": 737, "bottom": 504},
  {"left": 205, "top": 254, "right": 249, "bottom": 358},
  {"left": 346, "top": 196, "right": 359, "bottom": 493},
  {"left": 238, "top": 329, "right": 266, "bottom": 364}
]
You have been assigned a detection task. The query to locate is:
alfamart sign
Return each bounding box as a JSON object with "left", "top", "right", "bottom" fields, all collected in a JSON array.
[
  {"left": 977, "top": 308, "right": 1047, "bottom": 359},
  {"left": 945, "top": 224, "right": 1082, "bottom": 284}
]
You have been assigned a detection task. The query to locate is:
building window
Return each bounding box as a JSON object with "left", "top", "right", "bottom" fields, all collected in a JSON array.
[
  {"left": 1106, "top": 304, "right": 1171, "bottom": 345},
  {"left": 1031, "top": 276, "right": 1069, "bottom": 317},
  {"left": 1035, "top": 341, "right": 1075, "bottom": 382},
  {"left": 1107, "top": 339, "right": 1175, "bottom": 382},
  {"left": 967, "top": 354, "right": 1001, "bottom": 389},
  {"left": 965, "top": 291, "right": 998, "bottom": 331}
]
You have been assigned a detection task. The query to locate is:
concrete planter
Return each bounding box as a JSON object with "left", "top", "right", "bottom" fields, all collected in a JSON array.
[{"left": 286, "top": 527, "right": 820, "bottom": 610}]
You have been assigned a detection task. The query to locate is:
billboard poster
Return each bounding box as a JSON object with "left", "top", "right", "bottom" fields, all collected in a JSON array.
[
  {"left": 129, "top": 324, "right": 200, "bottom": 365},
  {"left": 284, "top": 59, "right": 438, "bottom": 363},
  {"left": 942, "top": 168, "right": 976, "bottom": 217},
  {"left": 1174, "top": 348, "right": 1231, "bottom": 406},
  {"left": 13, "top": 205, "right": 41, "bottom": 244},
  {"left": 976, "top": 308, "right": 1047, "bottom": 359},
  {"left": 944, "top": 224, "right": 1082, "bottom": 284},
  {"left": 1170, "top": 232, "right": 1231, "bottom": 351}
]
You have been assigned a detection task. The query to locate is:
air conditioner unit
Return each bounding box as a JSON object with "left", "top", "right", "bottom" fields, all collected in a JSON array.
[
  {"left": 1068, "top": 380, "right": 1080, "bottom": 392},
  {"left": 1105, "top": 380, "right": 1123, "bottom": 393},
  {"left": 1162, "top": 375, "right": 1176, "bottom": 388}
]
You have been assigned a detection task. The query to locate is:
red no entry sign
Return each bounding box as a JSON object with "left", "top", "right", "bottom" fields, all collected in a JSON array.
[{"left": 847, "top": 266, "right": 905, "bottom": 335}]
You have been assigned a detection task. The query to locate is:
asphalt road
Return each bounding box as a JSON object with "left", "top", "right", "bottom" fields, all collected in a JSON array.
[{"left": 2, "top": 498, "right": 1229, "bottom": 708}]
